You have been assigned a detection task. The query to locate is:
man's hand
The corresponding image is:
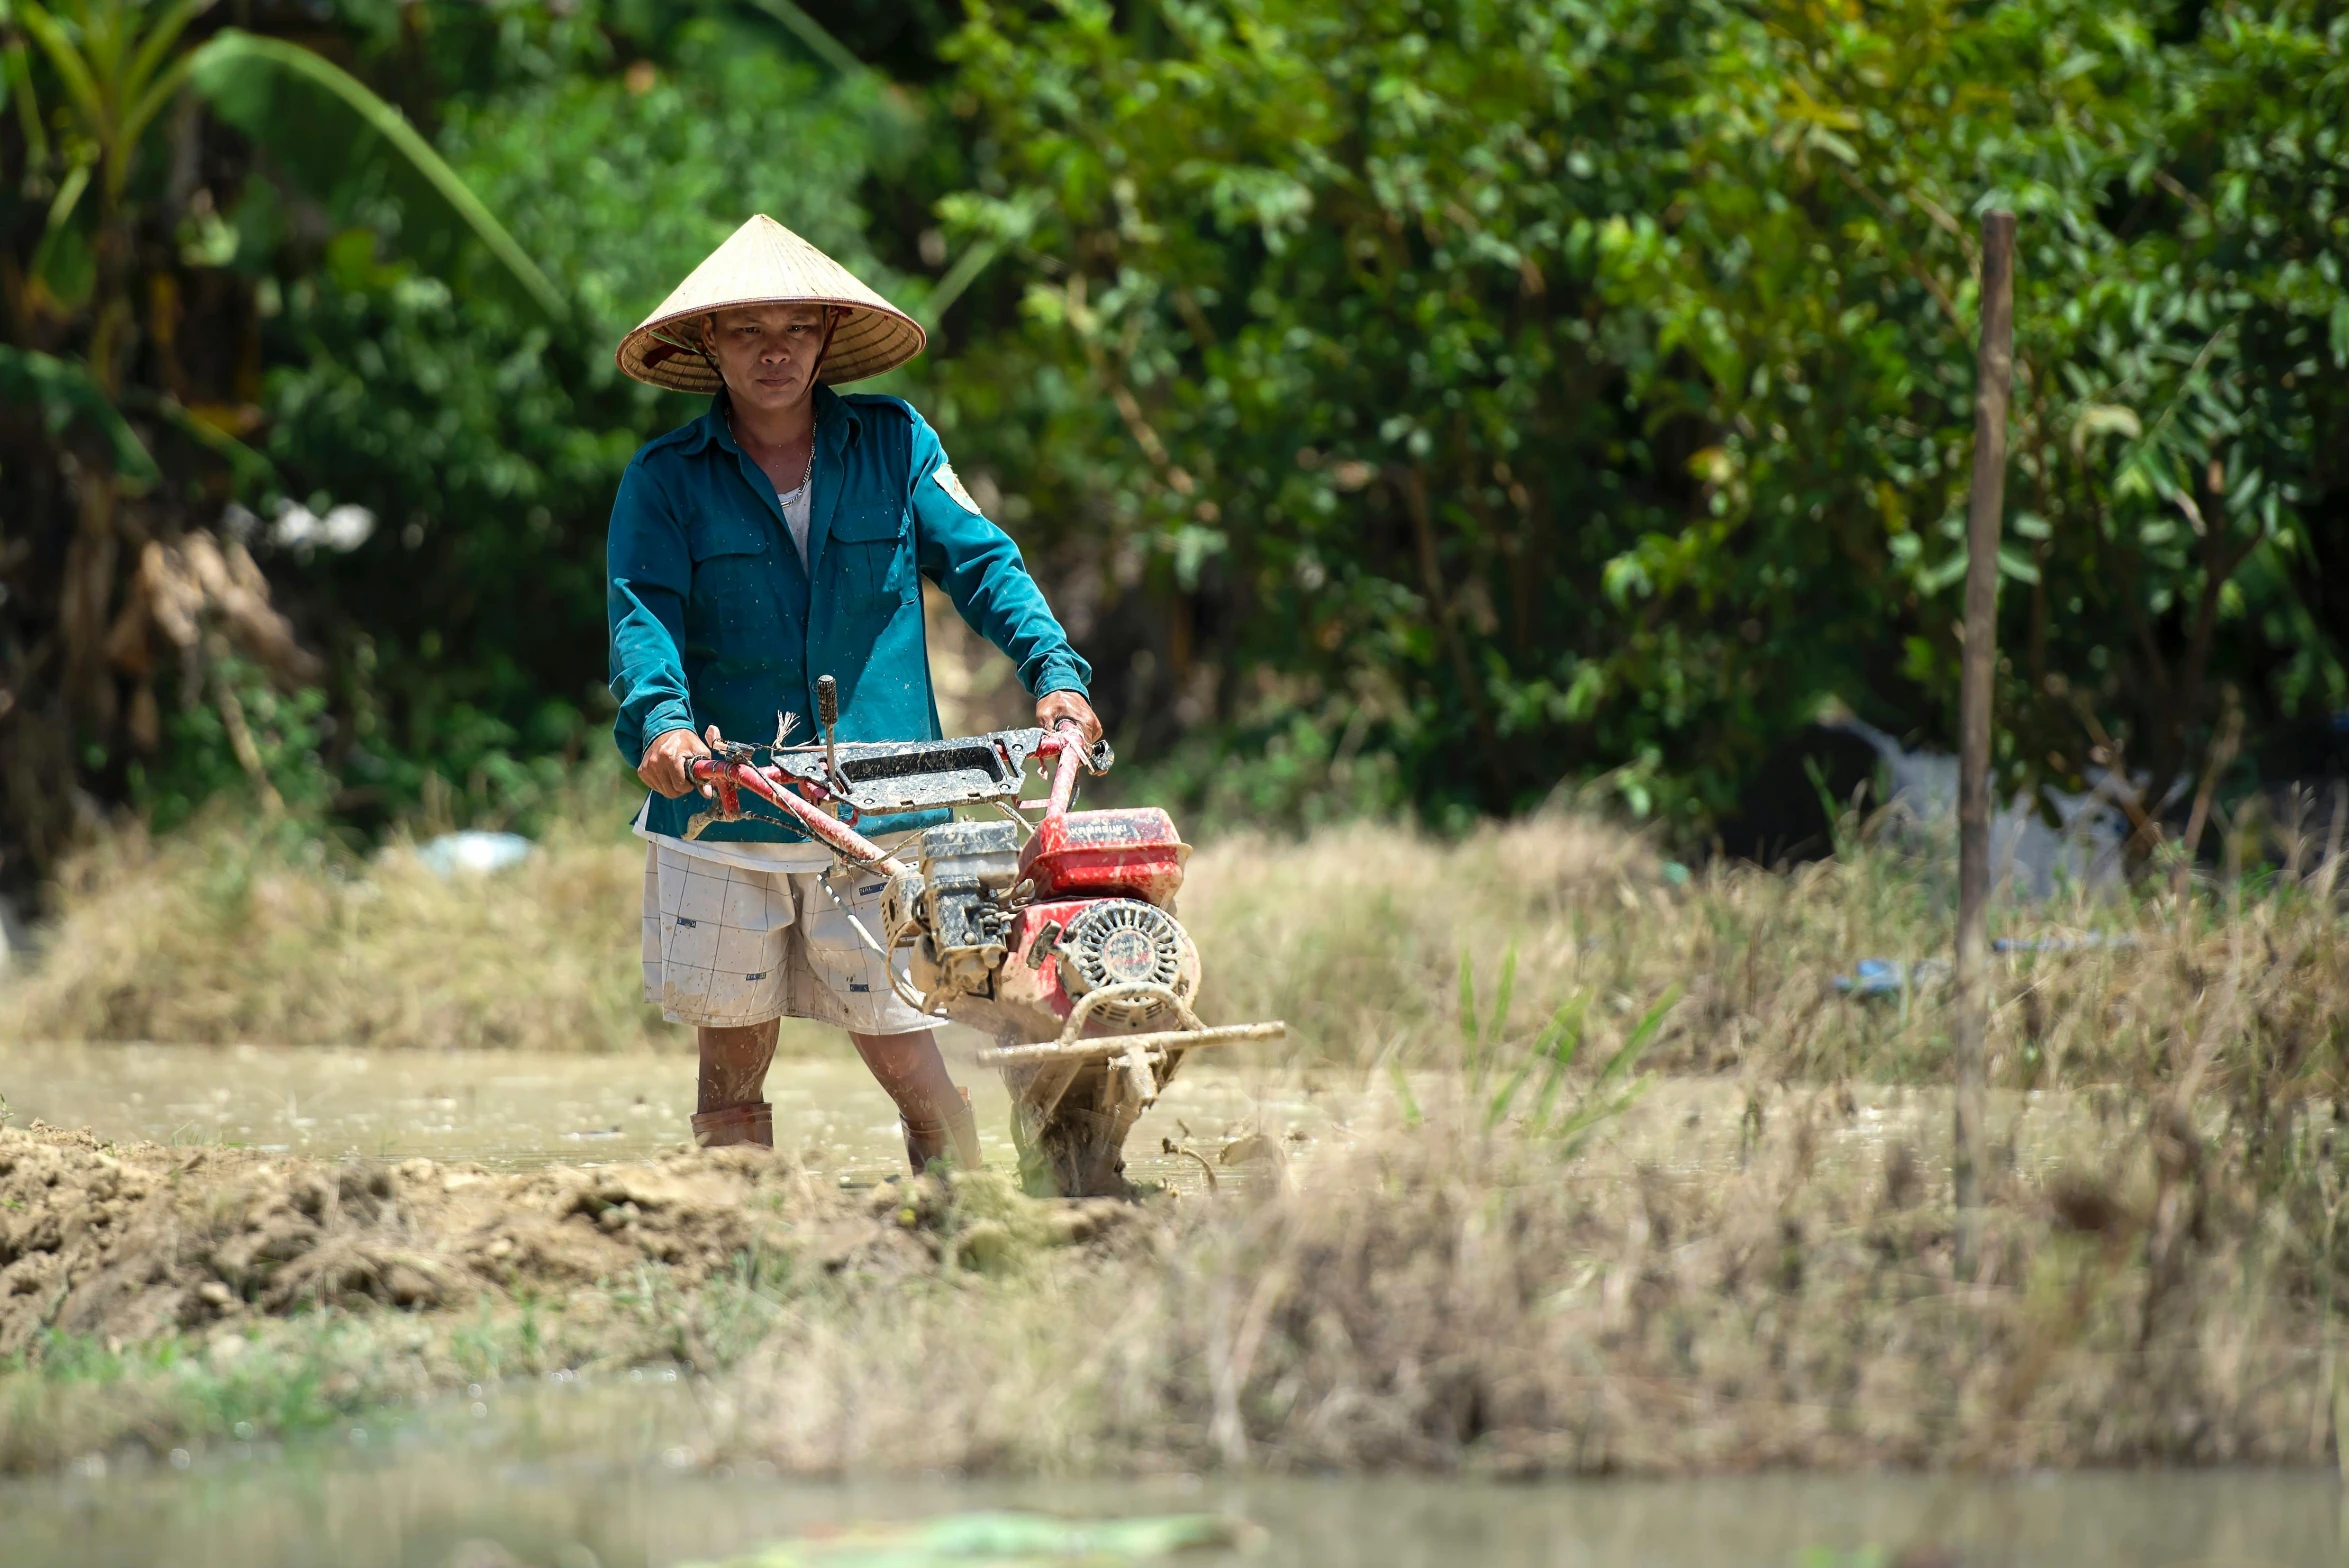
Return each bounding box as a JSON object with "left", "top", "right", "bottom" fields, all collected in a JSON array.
[
  {"left": 639, "top": 725, "right": 721, "bottom": 798},
  {"left": 1037, "top": 690, "right": 1102, "bottom": 748}
]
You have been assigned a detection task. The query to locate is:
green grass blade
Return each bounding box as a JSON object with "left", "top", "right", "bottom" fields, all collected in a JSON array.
[
  {"left": 1488, "top": 944, "right": 1518, "bottom": 1050},
  {"left": 1528, "top": 992, "right": 1588, "bottom": 1132},
  {"left": 28, "top": 157, "right": 89, "bottom": 293},
  {"left": 143, "top": 393, "right": 276, "bottom": 491},
  {"left": 14, "top": 2, "right": 102, "bottom": 130},
  {"left": 1456, "top": 949, "right": 1478, "bottom": 1054},
  {"left": 1486, "top": 1059, "right": 1535, "bottom": 1130},
  {"left": 122, "top": 0, "right": 214, "bottom": 114},
  {"left": 1388, "top": 1059, "right": 1421, "bottom": 1128},
  {"left": 1556, "top": 1074, "right": 1655, "bottom": 1155},
  {"left": 914, "top": 237, "right": 999, "bottom": 329},
  {"left": 4, "top": 39, "right": 52, "bottom": 170},
  {"left": 1598, "top": 983, "right": 1682, "bottom": 1089}
]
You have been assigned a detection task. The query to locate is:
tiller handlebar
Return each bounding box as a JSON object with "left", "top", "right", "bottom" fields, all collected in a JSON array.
[{"left": 684, "top": 719, "right": 1098, "bottom": 876}]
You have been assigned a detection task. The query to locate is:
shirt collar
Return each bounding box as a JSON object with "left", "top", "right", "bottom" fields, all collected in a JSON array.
[{"left": 688, "top": 382, "right": 856, "bottom": 457}]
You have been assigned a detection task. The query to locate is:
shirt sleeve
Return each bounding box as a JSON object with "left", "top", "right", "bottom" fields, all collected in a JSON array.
[
  {"left": 907, "top": 409, "right": 1092, "bottom": 700},
  {"left": 606, "top": 458, "right": 698, "bottom": 764}
]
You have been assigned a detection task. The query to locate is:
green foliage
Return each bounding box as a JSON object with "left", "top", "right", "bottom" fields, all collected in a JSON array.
[
  {"left": 128, "top": 655, "right": 334, "bottom": 832},
  {"left": 1588, "top": 0, "right": 2349, "bottom": 805},
  {"left": 8, "top": 0, "right": 2347, "bottom": 871},
  {"left": 935, "top": 0, "right": 2349, "bottom": 828},
  {"left": 7, "top": 1323, "right": 374, "bottom": 1446},
  {"left": 0, "top": 0, "right": 586, "bottom": 876}
]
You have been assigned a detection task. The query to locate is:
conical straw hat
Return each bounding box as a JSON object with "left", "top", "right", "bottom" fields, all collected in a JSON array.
[{"left": 616, "top": 215, "right": 925, "bottom": 393}]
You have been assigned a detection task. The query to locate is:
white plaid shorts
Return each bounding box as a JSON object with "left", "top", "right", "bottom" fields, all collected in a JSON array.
[{"left": 639, "top": 844, "right": 930, "bottom": 1035}]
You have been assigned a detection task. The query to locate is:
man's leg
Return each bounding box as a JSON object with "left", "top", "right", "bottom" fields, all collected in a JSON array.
[
  {"left": 692, "top": 1018, "right": 779, "bottom": 1147},
  {"left": 851, "top": 1028, "right": 981, "bottom": 1172}
]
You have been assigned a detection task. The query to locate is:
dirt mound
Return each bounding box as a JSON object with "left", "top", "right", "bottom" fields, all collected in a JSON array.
[{"left": 0, "top": 1123, "right": 1126, "bottom": 1355}]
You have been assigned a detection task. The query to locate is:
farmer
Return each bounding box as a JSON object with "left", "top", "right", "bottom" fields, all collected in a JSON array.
[{"left": 607, "top": 215, "right": 1100, "bottom": 1168}]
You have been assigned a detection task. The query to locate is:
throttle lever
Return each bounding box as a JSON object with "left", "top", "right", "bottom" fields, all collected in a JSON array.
[
  {"left": 815, "top": 674, "right": 842, "bottom": 791},
  {"left": 1041, "top": 722, "right": 1115, "bottom": 777}
]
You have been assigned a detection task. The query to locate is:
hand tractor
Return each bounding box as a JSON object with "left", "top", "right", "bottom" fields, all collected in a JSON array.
[{"left": 689, "top": 677, "right": 1285, "bottom": 1197}]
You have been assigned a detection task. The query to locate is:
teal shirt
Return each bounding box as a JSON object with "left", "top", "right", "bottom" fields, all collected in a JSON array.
[{"left": 607, "top": 385, "right": 1091, "bottom": 843}]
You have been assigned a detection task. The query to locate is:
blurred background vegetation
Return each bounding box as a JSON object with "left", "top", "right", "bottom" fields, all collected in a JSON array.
[{"left": 1, "top": 0, "right": 2344, "bottom": 906}]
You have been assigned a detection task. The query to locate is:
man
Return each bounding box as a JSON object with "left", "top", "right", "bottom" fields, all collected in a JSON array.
[{"left": 607, "top": 215, "right": 1101, "bottom": 1169}]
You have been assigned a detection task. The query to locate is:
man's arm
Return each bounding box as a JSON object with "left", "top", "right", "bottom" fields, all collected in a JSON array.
[
  {"left": 607, "top": 461, "right": 703, "bottom": 790},
  {"left": 906, "top": 410, "right": 1098, "bottom": 736}
]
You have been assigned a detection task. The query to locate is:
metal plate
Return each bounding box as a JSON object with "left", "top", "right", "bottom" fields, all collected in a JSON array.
[{"left": 767, "top": 728, "right": 1047, "bottom": 812}]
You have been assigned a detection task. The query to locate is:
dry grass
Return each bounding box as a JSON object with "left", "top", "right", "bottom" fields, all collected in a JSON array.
[
  {"left": 6, "top": 789, "right": 2349, "bottom": 1477},
  {"left": 677, "top": 821, "right": 2349, "bottom": 1476},
  {"left": 727, "top": 1093, "right": 2342, "bottom": 1476},
  {"left": 4, "top": 798, "right": 1665, "bottom": 1053},
  {"left": 1191, "top": 811, "right": 2349, "bottom": 1103},
  {"left": 6, "top": 1051, "right": 2341, "bottom": 1477},
  {"left": 1180, "top": 814, "right": 1655, "bottom": 1061},
  {"left": 9, "top": 794, "right": 2349, "bottom": 1108},
  {"left": 2, "top": 803, "right": 658, "bottom": 1050}
]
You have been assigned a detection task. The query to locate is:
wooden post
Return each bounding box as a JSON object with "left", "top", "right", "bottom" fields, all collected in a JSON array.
[{"left": 1953, "top": 210, "right": 2016, "bottom": 1283}]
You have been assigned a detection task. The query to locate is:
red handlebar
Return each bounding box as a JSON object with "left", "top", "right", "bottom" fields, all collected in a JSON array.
[
  {"left": 1042, "top": 720, "right": 1088, "bottom": 821},
  {"left": 686, "top": 754, "right": 909, "bottom": 874}
]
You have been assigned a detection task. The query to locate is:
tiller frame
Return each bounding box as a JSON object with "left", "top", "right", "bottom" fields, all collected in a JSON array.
[{"left": 687, "top": 676, "right": 1285, "bottom": 1195}]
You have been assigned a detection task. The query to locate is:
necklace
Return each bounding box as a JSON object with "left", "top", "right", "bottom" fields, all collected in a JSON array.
[{"left": 728, "top": 409, "right": 814, "bottom": 496}]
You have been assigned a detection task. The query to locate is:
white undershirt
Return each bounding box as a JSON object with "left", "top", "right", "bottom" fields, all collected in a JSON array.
[{"left": 778, "top": 480, "right": 811, "bottom": 567}]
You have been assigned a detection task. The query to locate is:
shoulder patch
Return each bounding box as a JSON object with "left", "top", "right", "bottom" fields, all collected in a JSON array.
[{"left": 931, "top": 461, "right": 983, "bottom": 515}]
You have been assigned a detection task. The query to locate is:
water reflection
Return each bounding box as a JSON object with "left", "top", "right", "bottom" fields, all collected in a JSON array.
[{"left": 0, "top": 1375, "right": 2336, "bottom": 1568}]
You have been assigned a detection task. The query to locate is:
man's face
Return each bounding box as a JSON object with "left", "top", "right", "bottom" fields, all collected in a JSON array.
[{"left": 702, "top": 303, "right": 832, "bottom": 416}]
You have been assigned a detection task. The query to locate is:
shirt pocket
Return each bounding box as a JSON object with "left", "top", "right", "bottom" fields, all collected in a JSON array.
[
  {"left": 827, "top": 502, "right": 913, "bottom": 609},
  {"left": 687, "top": 513, "right": 773, "bottom": 629}
]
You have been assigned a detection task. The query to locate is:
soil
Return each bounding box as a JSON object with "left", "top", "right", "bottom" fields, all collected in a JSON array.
[{"left": 0, "top": 1122, "right": 1133, "bottom": 1357}]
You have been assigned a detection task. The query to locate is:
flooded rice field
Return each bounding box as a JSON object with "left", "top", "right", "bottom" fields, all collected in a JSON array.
[
  {"left": 0, "top": 1036, "right": 1356, "bottom": 1192},
  {"left": 0, "top": 1035, "right": 2114, "bottom": 1193},
  {"left": 0, "top": 1372, "right": 2338, "bottom": 1566}
]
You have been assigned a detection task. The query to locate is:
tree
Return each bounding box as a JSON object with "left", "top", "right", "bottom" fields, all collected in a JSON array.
[
  {"left": 0, "top": 0, "right": 556, "bottom": 885},
  {"left": 931, "top": 0, "right": 2349, "bottom": 833}
]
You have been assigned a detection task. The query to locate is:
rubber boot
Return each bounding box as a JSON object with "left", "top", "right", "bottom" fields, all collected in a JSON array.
[
  {"left": 903, "top": 1086, "right": 981, "bottom": 1174},
  {"left": 692, "top": 1101, "right": 774, "bottom": 1149}
]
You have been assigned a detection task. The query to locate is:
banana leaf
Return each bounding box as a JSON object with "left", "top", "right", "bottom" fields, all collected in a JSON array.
[
  {"left": 0, "top": 345, "right": 157, "bottom": 488},
  {"left": 680, "top": 1510, "right": 1252, "bottom": 1568},
  {"left": 187, "top": 29, "right": 563, "bottom": 319}
]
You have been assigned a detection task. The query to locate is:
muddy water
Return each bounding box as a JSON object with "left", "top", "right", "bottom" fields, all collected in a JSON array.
[
  {"left": 0, "top": 1376, "right": 2337, "bottom": 1566},
  {"left": 0, "top": 1037, "right": 1355, "bottom": 1191},
  {"left": 0, "top": 1036, "right": 2119, "bottom": 1199}
]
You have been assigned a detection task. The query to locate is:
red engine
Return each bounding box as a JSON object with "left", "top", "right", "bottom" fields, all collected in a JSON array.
[
  {"left": 1018, "top": 807, "right": 1190, "bottom": 908},
  {"left": 900, "top": 806, "right": 1200, "bottom": 1039}
]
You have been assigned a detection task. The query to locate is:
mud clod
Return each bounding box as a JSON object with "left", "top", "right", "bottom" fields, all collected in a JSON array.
[{"left": 0, "top": 1121, "right": 973, "bottom": 1356}]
